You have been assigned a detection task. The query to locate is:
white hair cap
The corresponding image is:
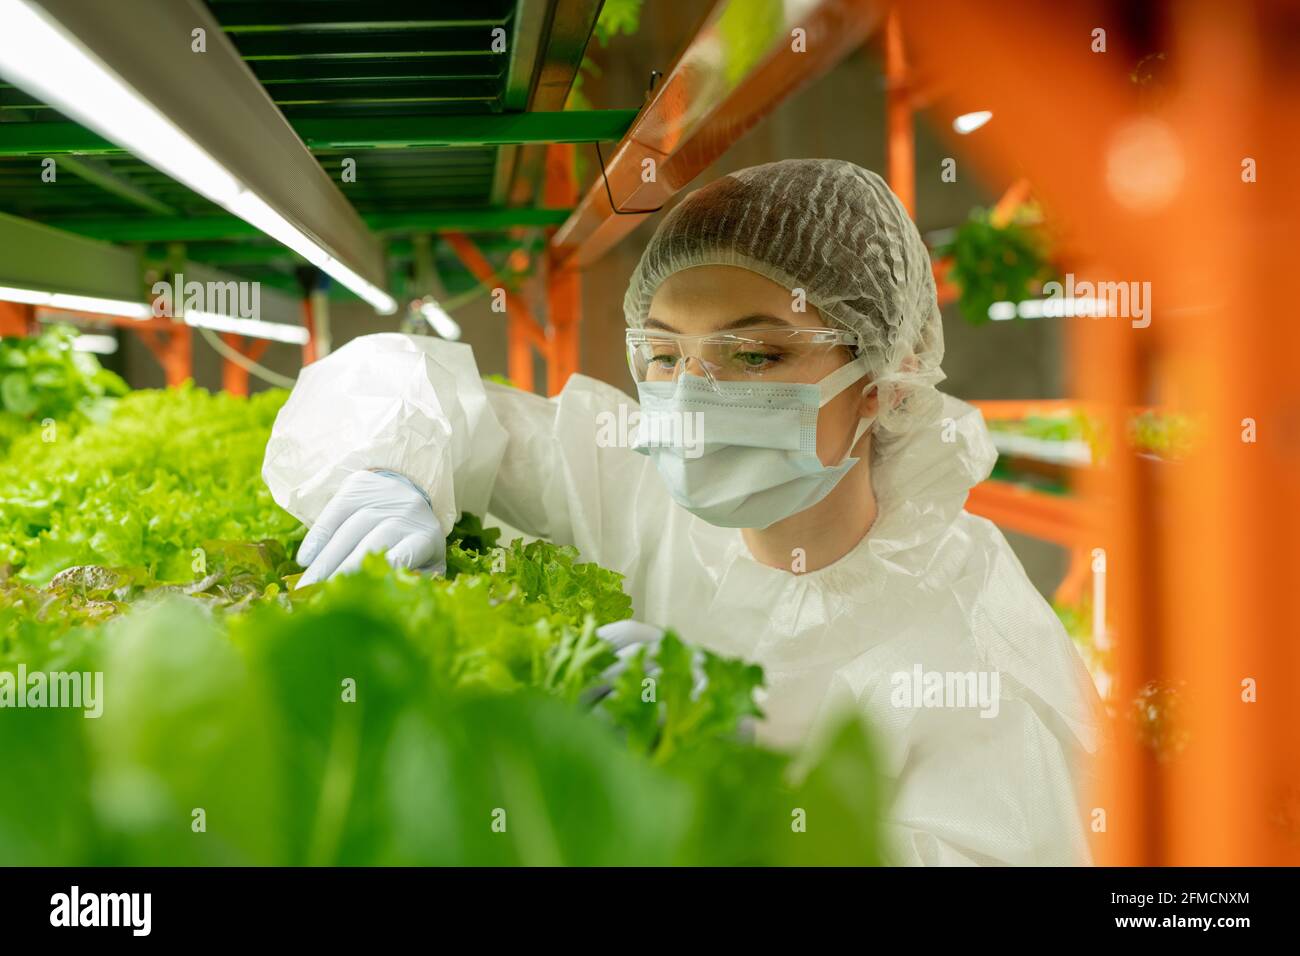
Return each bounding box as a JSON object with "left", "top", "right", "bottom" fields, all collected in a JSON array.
[{"left": 623, "top": 158, "right": 946, "bottom": 434}]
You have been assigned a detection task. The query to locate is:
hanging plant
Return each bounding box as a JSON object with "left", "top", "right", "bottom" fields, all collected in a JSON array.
[
  {"left": 565, "top": 0, "right": 645, "bottom": 113},
  {"left": 940, "top": 206, "right": 1056, "bottom": 325}
]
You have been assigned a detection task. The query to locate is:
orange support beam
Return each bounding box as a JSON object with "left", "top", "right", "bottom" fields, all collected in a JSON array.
[
  {"left": 444, "top": 230, "right": 549, "bottom": 393},
  {"left": 902, "top": 0, "right": 1300, "bottom": 867},
  {"left": 300, "top": 297, "right": 318, "bottom": 367},
  {"left": 884, "top": 6, "right": 915, "bottom": 217},
  {"left": 220, "top": 334, "right": 270, "bottom": 397},
  {"left": 544, "top": 143, "right": 581, "bottom": 394},
  {"left": 18, "top": 304, "right": 195, "bottom": 386},
  {"left": 1052, "top": 545, "right": 1094, "bottom": 607},
  {"left": 0, "top": 301, "right": 35, "bottom": 337},
  {"left": 136, "top": 323, "right": 192, "bottom": 387},
  {"left": 971, "top": 398, "right": 1081, "bottom": 421},
  {"left": 546, "top": 257, "right": 580, "bottom": 395},
  {"left": 551, "top": 0, "right": 879, "bottom": 268},
  {"left": 966, "top": 481, "right": 1100, "bottom": 548}
]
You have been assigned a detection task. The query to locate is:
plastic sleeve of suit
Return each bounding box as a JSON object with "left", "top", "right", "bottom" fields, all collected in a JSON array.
[{"left": 261, "top": 332, "right": 655, "bottom": 569}]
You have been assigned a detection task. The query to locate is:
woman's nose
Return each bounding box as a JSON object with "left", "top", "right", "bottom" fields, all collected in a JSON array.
[{"left": 678, "top": 355, "right": 712, "bottom": 381}]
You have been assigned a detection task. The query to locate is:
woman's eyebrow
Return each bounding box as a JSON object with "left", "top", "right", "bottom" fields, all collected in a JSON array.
[
  {"left": 718, "top": 314, "right": 793, "bottom": 330},
  {"left": 644, "top": 314, "right": 793, "bottom": 333}
]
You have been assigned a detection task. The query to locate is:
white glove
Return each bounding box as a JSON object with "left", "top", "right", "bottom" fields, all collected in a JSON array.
[
  {"left": 585, "top": 619, "right": 711, "bottom": 701},
  {"left": 596, "top": 619, "right": 667, "bottom": 655},
  {"left": 295, "top": 470, "right": 446, "bottom": 588}
]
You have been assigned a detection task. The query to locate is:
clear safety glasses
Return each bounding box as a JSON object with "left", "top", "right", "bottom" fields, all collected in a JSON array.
[{"left": 626, "top": 326, "right": 860, "bottom": 388}]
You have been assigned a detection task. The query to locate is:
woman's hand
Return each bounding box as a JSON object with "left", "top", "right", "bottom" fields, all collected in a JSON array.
[{"left": 295, "top": 470, "right": 445, "bottom": 587}]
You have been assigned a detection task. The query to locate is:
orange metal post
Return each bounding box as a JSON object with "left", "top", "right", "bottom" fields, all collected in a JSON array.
[
  {"left": 546, "top": 258, "right": 580, "bottom": 395},
  {"left": 0, "top": 301, "right": 35, "bottom": 337},
  {"left": 970, "top": 398, "right": 1081, "bottom": 420},
  {"left": 884, "top": 6, "right": 915, "bottom": 217},
  {"left": 901, "top": 0, "right": 1300, "bottom": 866},
  {"left": 136, "top": 324, "right": 192, "bottom": 386},
  {"left": 220, "top": 334, "right": 270, "bottom": 397},
  {"left": 301, "top": 297, "right": 318, "bottom": 367},
  {"left": 444, "top": 230, "right": 549, "bottom": 392},
  {"left": 507, "top": 313, "right": 534, "bottom": 393},
  {"left": 1053, "top": 546, "right": 1094, "bottom": 607},
  {"left": 544, "top": 143, "right": 581, "bottom": 394}
]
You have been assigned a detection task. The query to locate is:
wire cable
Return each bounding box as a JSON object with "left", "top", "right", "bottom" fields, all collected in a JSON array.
[{"left": 197, "top": 326, "right": 298, "bottom": 389}]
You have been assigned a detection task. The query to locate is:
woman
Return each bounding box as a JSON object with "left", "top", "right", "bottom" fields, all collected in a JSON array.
[{"left": 264, "top": 159, "right": 1100, "bottom": 866}]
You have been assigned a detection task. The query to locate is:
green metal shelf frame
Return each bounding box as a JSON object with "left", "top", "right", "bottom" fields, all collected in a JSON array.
[{"left": 0, "top": 111, "right": 637, "bottom": 156}]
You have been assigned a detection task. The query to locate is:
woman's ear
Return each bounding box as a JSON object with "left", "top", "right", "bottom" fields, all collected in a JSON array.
[{"left": 859, "top": 382, "right": 880, "bottom": 420}]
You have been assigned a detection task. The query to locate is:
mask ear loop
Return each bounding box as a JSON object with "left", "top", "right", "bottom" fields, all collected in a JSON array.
[
  {"left": 815, "top": 354, "right": 877, "bottom": 463},
  {"left": 816, "top": 354, "right": 874, "bottom": 407}
]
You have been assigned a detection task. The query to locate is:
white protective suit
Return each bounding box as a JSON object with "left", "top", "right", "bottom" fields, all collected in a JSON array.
[{"left": 263, "top": 332, "right": 1102, "bottom": 867}]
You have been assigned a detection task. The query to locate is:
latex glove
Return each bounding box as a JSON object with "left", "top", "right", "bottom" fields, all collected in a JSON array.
[
  {"left": 589, "top": 620, "right": 757, "bottom": 742},
  {"left": 596, "top": 619, "right": 667, "bottom": 656},
  {"left": 295, "top": 470, "right": 445, "bottom": 588},
  {"left": 586, "top": 619, "right": 703, "bottom": 701}
]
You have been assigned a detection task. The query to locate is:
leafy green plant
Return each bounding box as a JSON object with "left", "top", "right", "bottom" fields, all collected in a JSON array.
[
  {"left": 564, "top": 0, "right": 644, "bottom": 113},
  {"left": 0, "top": 326, "right": 127, "bottom": 454},
  {"left": 0, "top": 376, "right": 886, "bottom": 866},
  {"left": 601, "top": 632, "right": 764, "bottom": 763},
  {"left": 941, "top": 208, "right": 1055, "bottom": 325},
  {"left": 0, "top": 382, "right": 302, "bottom": 583},
  {"left": 0, "top": 551, "right": 885, "bottom": 865}
]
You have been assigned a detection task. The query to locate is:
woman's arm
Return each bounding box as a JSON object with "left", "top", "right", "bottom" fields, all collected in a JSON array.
[
  {"left": 263, "top": 333, "right": 508, "bottom": 536},
  {"left": 262, "top": 332, "right": 660, "bottom": 570},
  {"left": 883, "top": 698, "right": 1096, "bottom": 866}
]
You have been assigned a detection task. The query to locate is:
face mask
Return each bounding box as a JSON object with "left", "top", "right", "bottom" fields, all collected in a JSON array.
[{"left": 632, "top": 355, "right": 874, "bottom": 529}]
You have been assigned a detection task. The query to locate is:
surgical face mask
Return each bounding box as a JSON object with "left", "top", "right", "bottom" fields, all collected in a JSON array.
[{"left": 632, "top": 355, "right": 874, "bottom": 529}]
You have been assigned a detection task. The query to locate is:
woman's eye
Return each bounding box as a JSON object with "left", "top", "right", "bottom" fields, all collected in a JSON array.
[
  {"left": 734, "top": 350, "right": 781, "bottom": 369},
  {"left": 650, "top": 353, "right": 678, "bottom": 368}
]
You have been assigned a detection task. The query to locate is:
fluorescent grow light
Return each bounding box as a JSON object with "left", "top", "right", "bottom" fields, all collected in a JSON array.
[
  {"left": 988, "top": 297, "right": 1109, "bottom": 320},
  {"left": 184, "top": 310, "right": 309, "bottom": 345},
  {"left": 0, "top": 0, "right": 396, "bottom": 314},
  {"left": 419, "top": 298, "right": 462, "bottom": 341},
  {"left": 0, "top": 285, "right": 150, "bottom": 319},
  {"left": 72, "top": 334, "right": 118, "bottom": 355},
  {"left": 2, "top": 285, "right": 307, "bottom": 344}
]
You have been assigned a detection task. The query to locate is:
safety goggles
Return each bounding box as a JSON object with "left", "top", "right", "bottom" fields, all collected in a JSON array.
[{"left": 625, "top": 326, "right": 860, "bottom": 388}]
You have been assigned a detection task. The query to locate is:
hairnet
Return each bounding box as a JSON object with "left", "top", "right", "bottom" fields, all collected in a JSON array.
[{"left": 623, "top": 158, "right": 945, "bottom": 435}]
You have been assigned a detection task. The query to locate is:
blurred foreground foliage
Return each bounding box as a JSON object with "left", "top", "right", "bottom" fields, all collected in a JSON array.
[{"left": 0, "top": 376, "right": 886, "bottom": 865}]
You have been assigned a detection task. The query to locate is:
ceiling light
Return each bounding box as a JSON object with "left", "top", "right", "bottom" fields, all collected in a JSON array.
[
  {"left": 953, "top": 110, "right": 993, "bottom": 134},
  {"left": 1, "top": 285, "right": 307, "bottom": 344},
  {"left": 72, "top": 334, "right": 118, "bottom": 355},
  {"left": 419, "top": 299, "right": 462, "bottom": 341},
  {"left": 184, "top": 310, "right": 309, "bottom": 345}
]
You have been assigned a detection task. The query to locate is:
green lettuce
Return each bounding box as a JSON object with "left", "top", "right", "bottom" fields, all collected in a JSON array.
[{"left": 0, "top": 382, "right": 303, "bottom": 583}]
